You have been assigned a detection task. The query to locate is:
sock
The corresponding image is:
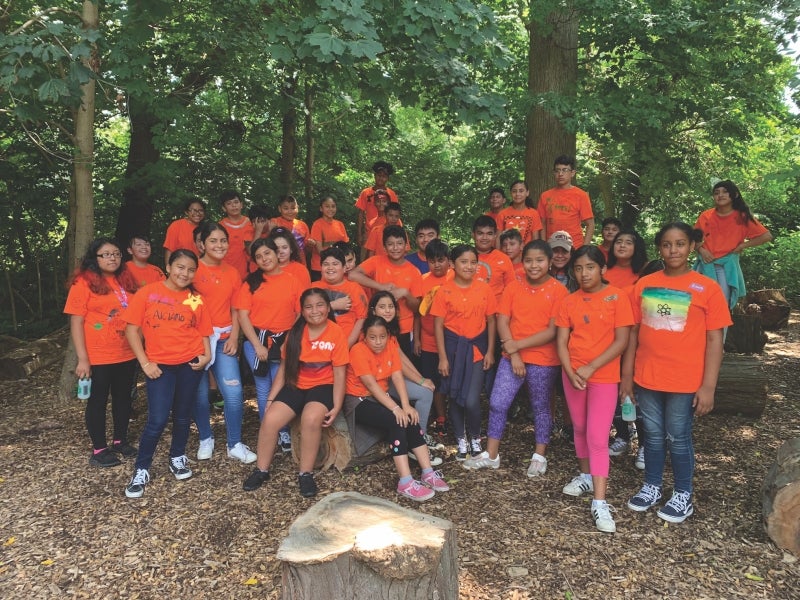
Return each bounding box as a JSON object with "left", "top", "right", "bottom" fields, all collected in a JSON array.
[
  {"left": 398, "top": 475, "right": 413, "bottom": 487},
  {"left": 532, "top": 453, "right": 545, "bottom": 461},
  {"left": 421, "top": 468, "right": 433, "bottom": 476},
  {"left": 592, "top": 499, "right": 607, "bottom": 509},
  {"left": 581, "top": 472, "right": 592, "bottom": 482}
]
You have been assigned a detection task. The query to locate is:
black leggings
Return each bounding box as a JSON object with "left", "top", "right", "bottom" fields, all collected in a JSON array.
[
  {"left": 354, "top": 399, "right": 425, "bottom": 457},
  {"left": 86, "top": 360, "right": 137, "bottom": 450}
]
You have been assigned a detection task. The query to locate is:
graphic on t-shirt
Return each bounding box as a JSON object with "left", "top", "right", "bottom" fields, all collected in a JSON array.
[
  {"left": 419, "top": 285, "right": 442, "bottom": 316},
  {"left": 640, "top": 287, "right": 691, "bottom": 332},
  {"left": 325, "top": 289, "right": 350, "bottom": 319}
]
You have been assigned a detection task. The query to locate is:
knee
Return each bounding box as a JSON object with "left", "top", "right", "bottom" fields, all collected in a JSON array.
[{"left": 220, "top": 376, "right": 241, "bottom": 388}]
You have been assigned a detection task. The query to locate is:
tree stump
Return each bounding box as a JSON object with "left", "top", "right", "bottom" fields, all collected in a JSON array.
[
  {"left": 0, "top": 328, "right": 69, "bottom": 380},
  {"left": 712, "top": 354, "right": 768, "bottom": 418},
  {"left": 747, "top": 289, "right": 791, "bottom": 330},
  {"left": 762, "top": 437, "right": 800, "bottom": 556},
  {"left": 278, "top": 491, "right": 458, "bottom": 599},
  {"left": 725, "top": 311, "right": 767, "bottom": 354}
]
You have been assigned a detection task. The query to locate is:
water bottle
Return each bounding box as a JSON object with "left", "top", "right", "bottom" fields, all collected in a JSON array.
[
  {"left": 77, "top": 377, "right": 92, "bottom": 400},
  {"left": 621, "top": 395, "right": 636, "bottom": 422}
]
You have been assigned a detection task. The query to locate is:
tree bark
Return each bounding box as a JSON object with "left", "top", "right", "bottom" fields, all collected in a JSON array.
[
  {"left": 279, "top": 75, "right": 299, "bottom": 196},
  {"left": 304, "top": 84, "right": 315, "bottom": 202},
  {"left": 0, "top": 328, "right": 69, "bottom": 380},
  {"left": 712, "top": 354, "right": 768, "bottom": 418},
  {"left": 762, "top": 437, "right": 800, "bottom": 556}
]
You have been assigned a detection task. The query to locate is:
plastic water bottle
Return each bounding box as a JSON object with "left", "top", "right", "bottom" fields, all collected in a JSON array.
[
  {"left": 621, "top": 395, "right": 636, "bottom": 422},
  {"left": 77, "top": 377, "right": 92, "bottom": 400}
]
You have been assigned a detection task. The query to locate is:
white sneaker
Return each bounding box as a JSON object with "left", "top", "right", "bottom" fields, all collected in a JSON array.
[
  {"left": 526, "top": 453, "right": 547, "bottom": 477},
  {"left": 227, "top": 442, "right": 257, "bottom": 464},
  {"left": 197, "top": 437, "right": 214, "bottom": 460},
  {"left": 409, "top": 450, "right": 443, "bottom": 467},
  {"left": 562, "top": 474, "right": 593, "bottom": 497},
  {"left": 634, "top": 446, "right": 645, "bottom": 470},
  {"left": 608, "top": 437, "right": 629, "bottom": 456},
  {"left": 592, "top": 501, "right": 617, "bottom": 533},
  {"left": 462, "top": 451, "right": 500, "bottom": 470}
]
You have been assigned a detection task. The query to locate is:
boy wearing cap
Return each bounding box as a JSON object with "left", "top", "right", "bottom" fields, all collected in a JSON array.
[
  {"left": 356, "top": 161, "right": 399, "bottom": 246},
  {"left": 537, "top": 155, "right": 594, "bottom": 247}
]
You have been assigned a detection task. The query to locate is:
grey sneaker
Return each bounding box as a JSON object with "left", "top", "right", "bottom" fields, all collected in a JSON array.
[
  {"left": 462, "top": 451, "right": 500, "bottom": 470},
  {"left": 168, "top": 455, "right": 192, "bottom": 480},
  {"left": 657, "top": 491, "right": 694, "bottom": 523},
  {"left": 627, "top": 483, "right": 662, "bottom": 512},
  {"left": 608, "top": 437, "right": 629, "bottom": 456},
  {"left": 634, "top": 446, "right": 645, "bottom": 470}
]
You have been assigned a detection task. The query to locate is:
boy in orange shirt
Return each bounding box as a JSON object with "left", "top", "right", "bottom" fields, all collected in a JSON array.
[
  {"left": 406, "top": 219, "right": 440, "bottom": 275},
  {"left": 537, "top": 155, "right": 595, "bottom": 247},
  {"left": 484, "top": 187, "right": 506, "bottom": 230},
  {"left": 499, "top": 229, "right": 525, "bottom": 281},
  {"left": 126, "top": 235, "right": 165, "bottom": 288},
  {"left": 364, "top": 202, "right": 409, "bottom": 258},
  {"left": 355, "top": 161, "right": 399, "bottom": 245},
  {"left": 219, "top": 190, "right": 255, "bottom": 279}
]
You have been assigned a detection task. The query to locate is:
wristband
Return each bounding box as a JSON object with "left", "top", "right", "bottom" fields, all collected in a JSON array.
[
  {"left": 418, "top": 377, "right": 426, "bottom": 385},
  {"left": 142, "top": 362, "right": 151, "bottom": 368}
]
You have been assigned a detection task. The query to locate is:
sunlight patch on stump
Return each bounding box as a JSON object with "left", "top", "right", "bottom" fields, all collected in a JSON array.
[
  {"left": 278, "top": 491, "right": 458, "bottom": 599},
  {"left": 762, "top": 437, "right": 800, "bottom": 557}
]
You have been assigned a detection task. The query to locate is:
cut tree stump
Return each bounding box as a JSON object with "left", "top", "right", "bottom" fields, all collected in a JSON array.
[
  {"left": 748, "top": 289, "right": 791, "bottom": 330},
  {"left": 725, "top": 311, "right": 767, "bottom": 354},
  {"left": 0, "top": 328, "right": 69, "bottom": 380},
  {"left": 762, "top": 437, "right": 800, "bottom": 556},
  {"left": 712, "top": 354, "right": 768, "bottom": 418},
  {"left": 278, "top": 491, "right": 458, "bottom": 599}
]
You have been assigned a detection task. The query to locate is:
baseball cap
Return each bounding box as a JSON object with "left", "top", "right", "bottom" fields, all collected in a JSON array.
[{"left": 548, "top": 230, "right": 573, "bottom": 250}]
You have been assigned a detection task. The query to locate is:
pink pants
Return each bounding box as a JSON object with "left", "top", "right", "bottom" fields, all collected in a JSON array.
[{"left": 562, "top": 373, "right": 618, "bottom": 477}]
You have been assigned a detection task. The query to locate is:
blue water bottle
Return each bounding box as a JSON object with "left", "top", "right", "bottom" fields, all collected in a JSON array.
[
  {"left": 77, "top": 377, "right": 92, "bottom": 400},
  {"left": 621, "top": 395, "right": 636, "bottom": 422}
]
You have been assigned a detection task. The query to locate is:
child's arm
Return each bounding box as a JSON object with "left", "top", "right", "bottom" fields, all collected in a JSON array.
[
  {"left": 348, "top": 267, "right": 392, "bottom": 293},
  {"left": 359, "top": 371, "right": 409, "bottom": 426},
  {"left": 434, "top": 316, "right": 449, "bottom": 377},
  {"left": 556, "top": 325, "right": 584, "bottom": 390},
  {"left": 694, "top": 328, "right": 724, "bottom": 416},
  {"left": 582, "top": 218, "right": 595, "bottom": 246},
  {"left": 483, "top": 314, "right": 496, "bottom": 371},
  {"left": 266, "top": 362, "right": 286, "bottom": 404},
  {"left": 412, "top": 313, "right": 422, "bottom": 356},
  {"left": 497, "top": 313, "right": 524, "bottom": 377},
  {"left": 347, "top": 319, "right": 364, "bottom": 348},
  {"left": 190, "top": 336, "right": 212, "bottom": 371},
  {"left": 323, "top": 365, "right": 346, "bottom": 427},
  {"left": 574, "top": 325, "right": 631, "bottom": 383},
  {"left": 222, "top": 308, "right": 241, "bottom": 356},
  {"left": 70, "top": 315, "right": 91, "bottom": 379},
  {"left": 237, "top": 309, "right": 269, "bottom": 361},
  {"left": 125, "top": 324, "right": 162, "bottom": 380},
  {"left": 391, "top": 370, "right": 419, "bottom": 425},
  {"left": 501, "top": 319, "right": 557, "bottom": 354}
]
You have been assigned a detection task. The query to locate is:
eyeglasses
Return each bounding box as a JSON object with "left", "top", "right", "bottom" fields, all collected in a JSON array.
[
  {"left": 553, "top": 167, "right": 574, "bottom": 174},
  {"left": 188, "top": 208, "right": 205, "bottom": 214},
  {"left": 97, "top": 252, "right": 122, "bottom": 259}
]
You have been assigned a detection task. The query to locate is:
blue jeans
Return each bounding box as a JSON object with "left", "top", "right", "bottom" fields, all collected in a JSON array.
[
  {"left": 242, "top": 341, "right": 280, "bottom": 419},
  {"left": 636, "top": 385, "right": 696, "bottom": 494},
  {"left": 195, "top": 339, "right": 245, "bottom": 448},
  {"left": 135, "top": 363, "right": 203, "bottom": 471},
  {"left": 389, "top": 378, "right": 433, "bottom": 434}
]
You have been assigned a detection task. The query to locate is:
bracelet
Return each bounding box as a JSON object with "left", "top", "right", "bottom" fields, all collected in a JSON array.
[
  {"left": 392, "top": 405, "right": 400, "bottom": 412},
  {"left": 142, "top": 362, "right": 151, "bottom": 368},
  {"left": 418, "top": 377, "right": 426, "bottom": 385}
]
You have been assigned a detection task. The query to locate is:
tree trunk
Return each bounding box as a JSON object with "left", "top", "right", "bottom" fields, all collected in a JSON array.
[
  {"left": 279, "top": 75, "right": 299, "bottom": 196},
  {"left": 304, "top": 84, "right": 315, "bottom": 202},
  {"left": 724, "top": 311, "right": 767, "bottom": 354},
  {"left": 712, "top": 354, "right": 768, "bottom": 418},
  {"left": 747, "top": 289, "right": 791, "bottom": 330},
  {"left": 525, "top": 4, "right": 578, "bottom": 202},
  {"left": 762, "top": 437, "right": 800, "bottom": 556}
]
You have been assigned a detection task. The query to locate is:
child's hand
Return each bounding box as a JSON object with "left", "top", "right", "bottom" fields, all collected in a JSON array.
[
  {"left": 510, "top": 353, "right": 526, "bottom": 377},
  {"left": 392, "top": 406, "right": 408, "bottom": 426},
  {"left": 619, "top": 378, "right": 635, "bottom": 404},
  {"left": 566, "top": 370, "right": 586, "bottom": 390},
  {"left": 404, "top": 406, "right": 419, "bottom": 425},
  {"left": 75, "top": 359, "right": 91, "bottom": 380},
  {"left": 330, "top": 296, "right": 351, "bottom": 312},
  {"left": 482, "top": 352, "right": 495, "bottom": 371},
  {"left": 254, "top": 342, "right": 269, "bottom": 361},
  {"left": 190, "top": 354, "right": 211, "bottom": 371},
  {"left": 575, "top": 364, "right": 595, "bottom": 382},
  {"left": 502, "top": 339, "right": 519, "bottom": 355},
  {"left": 438, "top": 357, "right": 450, "bottom": 378},
  {"left": 419, "top": 378, "right": 435, "bottom": 392},
  {"left": 391, "top": 287, "right": 410, "bottom": 301},
  {"left": 222, "top": 337, "right": 238, "bottom": 356},
  {"left": 322, "top": 407, "right": 339, "bottom": 427},
  {"left": 693, "top": 385, "right": 715, "bottom": 416},
  {"left": 697, "top": 246, "right": 714, "bottom": 263}
]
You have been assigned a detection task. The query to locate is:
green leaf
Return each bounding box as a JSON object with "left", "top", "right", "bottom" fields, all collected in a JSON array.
[{"left": 37, "top": 79, "right": 69, "bottom": 102}]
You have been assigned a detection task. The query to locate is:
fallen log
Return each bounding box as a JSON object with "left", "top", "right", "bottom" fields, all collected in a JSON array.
[
  {"left": 712, "top": 354, "right": 768, "bottom": 418},
  {"left": 278, "top": 491, "right": 458, "bottom": 599},
  {"left": 0, "top": 328, "right": 69, "bottom": 380},
  {"left": 762, "top": 437, "right": 800, "bottom": 556}
]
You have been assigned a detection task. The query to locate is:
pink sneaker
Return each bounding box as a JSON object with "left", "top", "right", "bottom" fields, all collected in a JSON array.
[
  {"left": 397, "top": 479, "right": 435, "bottom": 501},
  {"left": 422, "top": 470, "right": 450, "bottom": 492}
]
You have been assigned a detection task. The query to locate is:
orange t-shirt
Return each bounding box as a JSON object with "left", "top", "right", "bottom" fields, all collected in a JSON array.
[
  {"left": 498, "top": 277, "right": 568, "bottom": 366},
  {"left": 287, "top": 321, "right": 350, "bottom": 389},
  {"left": 345, "top": 339, "right": 402, "bottom": 397},
  {"left": 163, "top": 219, "right": 198, "bottom": 254},
  {"left": 555, "top": 285, "right": 634, "bottom": 383},
  {"left": 537, "top": 186, "right": 594, "bottom": 247},
  {"left": 283, "top": 261, "right": 312, "bottom": 290},
  {"left": 233, "top": 270, "right": 302, "bottom": 332},
  {"left": 271, "top": 216, "right": 310, "bottom": 259},
  {"left": 429, "top": 279, "right": 497, "bottom": 361},
  {"left": 364, "top": 224, "right": 410, "bottom": 256},
  {"left": 123, "top": 281, "right": 213, "bottom": 364},
  {"left": 512, "top": 261, "right": 525, "bottom": 282},
  {"left": 317, "top": 279, "right": 368, "bottom": 341},
  {"left": 631, "top": 270, "right": 732, "bottom": 393},
  {"left": 193, "top": 260, "right": 242, "bottom": 328},
  {"left": 355, "top": 187, "right": 399, "bottom": 231},
  {"left": 126, "top": 262, "right": 165, "bottom": 288},
  {"left": 497, "top": 206, "right": 543, "bottom": 244},
  {"left": 418, "top": 270, "right": 451, "bottom": 353},
  {"left": 598, "top": 245, "right": 611, "bottom": 262},
  {"left": 64, "top": 275, "right": 136, "bottom": 365},
  {"left": 309, "top": 218, "right": 350, "bottom": 271},
  {"left": 484, "top": 210, "right": 504, "bottom": 231},
  {"left": 476, "top": 249, "right": 516, "bottom": 304},
  {"left": 604, "top": 266, "right": 639, "bottom": 290},
  {"left": 219, "top": 216, "right": 254, "bottom": 280},
  {"left": 358, "top": 255, "right": 423, "bottom": 334},
  {"left": 694, "top": 208, "right": 769, "bottom": 259}
]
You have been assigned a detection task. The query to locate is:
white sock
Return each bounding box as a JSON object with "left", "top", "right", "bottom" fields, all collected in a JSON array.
[{"left": 592, "top": 499, "right": 607, "bottom": 509}]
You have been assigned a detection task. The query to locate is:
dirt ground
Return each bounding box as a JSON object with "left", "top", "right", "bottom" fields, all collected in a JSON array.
[{"left": 0, "top": 316, "right": 799, "bottom": 599}]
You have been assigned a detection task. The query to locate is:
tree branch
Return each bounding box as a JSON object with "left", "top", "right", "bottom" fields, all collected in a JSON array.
[{"left": 9, "top": 7, "right": 83, "bottom": 36}]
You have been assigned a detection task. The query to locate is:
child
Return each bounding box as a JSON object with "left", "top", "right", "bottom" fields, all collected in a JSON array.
[
  {"left": 538, "top": 155, "right": 594, "bottom": 247},
  {"left": 598, "top": 217, "right": 622, "bottom": 261},
  {"left": 406, "top": 219, "right": 440, "bottom": 274},
  {"left": 464, "top": 240, "right": 568, "bottom": 476},
  {"left": 316, "top": 247, "right": 368, "bottom": 348},
  {"left": 123, "top": 249, "right": 213, "bottom": 498},
  {"left": 499, "top": 229, "right": 525, "bottom": 281},
  {"left": 249, "top": 205, "right": 272, "bottom": 238},
  {"left": 472, "top": 215, "right": 515, "bottom": 305},
  {"left": 307, "top": 196, "right": 350, "bottom": 281},
  {"left": 497, "top": 180, "right": 543, "bottom": 244},
  {"left": 548, "top": 230, "right": 578, "bottom": 292},
  {"left": 485, "top": 187, "right": 506, "bottom": 230},
  {"left": 556, "top": 246, "right": 633, "bottom": 533},
  {"left": 163, "top": 198, "right": 206, "bottom": 266},
  {"left": 332, "top": 241, "right": 358, "bottom": 276},
  {"left": 270, "top": 195, "right": 310, "bottom": 263},
  {"left": 694, "top": 180, "right": 772, "bottom": 308},
  {"left": 355, "top": 161, "right": 399, "bottom": 246},
  {"left": 269, "top": 227, "right": 312, "bottom": 290},
  {"left": 218, "top": 190, "right": 255, "bottom": 279},
  {"left": 345, "top": 316, "right": 450, "bottom": 501},
  {"left": 126, "top": 235, "right": 165, "bottom": 287},
  {"left": 243, "top": 288, "right": 349, "bottom": 498},
  {"left": 623, "top": 222, "right": 731, "bottom": 523},
  {"left": 364, "top": 201, "right": 409, "bottom": 258},
  {"left": 431, "top": 244, "right": 497, "bottom": 460}
]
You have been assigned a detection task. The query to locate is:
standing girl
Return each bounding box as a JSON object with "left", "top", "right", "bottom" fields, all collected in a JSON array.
[
  {"left": 269, "top": 227, "right": 312, "bottom": 290},
  {"left": 431, "top": 245, "right": 497, "bottom": 460},
  {"left": 496, "top": 180, "right": 543, "bottom": 245},
  {"left": 316, "top": 247, "right": 367, "bottom": 348},
  {"left": 243, "top": 288, "right": 349, "bottom": 497},
  {"left": 345, "top": 316, "right": 449, "bottom": 501},
  {"left": 464, "top": 240, "right": 568, "bottom": 476},
  {"left": 123, "top": 249, "right": 212, "bottom": 498},
  {"left": 623, "top": 222, "right": 731, "bottom": 523},
  {"left": 192, "top": 223, "right": 256, "bottom": 464},
  {"left": 308, "top": 196, "right": 350, "bottom": 281},
  {"left": 556, "top": 246, "right": 633, "bottom": 533},
  {"left": 65, "top": 238, "right": 140, "bottom": 467},
  {"left": 163, "top": 198, "right": 206, "bottom": 266}
]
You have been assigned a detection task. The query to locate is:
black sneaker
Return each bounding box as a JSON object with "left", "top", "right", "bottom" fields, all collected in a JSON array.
[
  {"left": 298, "top": 472, "right": 318, "bottom": 498},
  {"left": 168, "top": 455, "right": 192, "bottom": 480},
  {"left": 110, "top": 441, "right": 138, "bottom": 458},
  {"left": 125, "top": 468, "right": 150, "bottom": 498},
  {"left": 89, "top": 448, "right": 122, "bottom": 468},
  {"left": 243, "top": 468, "right": 270, "bottom": 491}
]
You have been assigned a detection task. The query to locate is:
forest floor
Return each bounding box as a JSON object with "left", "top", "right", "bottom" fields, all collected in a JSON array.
[{"left": 0, "top": 318, "right": 799, "bottom": 600}]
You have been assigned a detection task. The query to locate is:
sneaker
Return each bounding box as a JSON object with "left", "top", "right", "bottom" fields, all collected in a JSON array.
[
  {"left": 125, "top": 468, "right": 150, "bottom": 498},
  {"left": 424, "top": 433, "right": 445, "bottom": 452},
  {"left": 397, "top": 479, "right": 435, "bottom": 501},
  {"left": 526, "top": 453, "right": 547, "bottom": 478},
  {"left": 243, "top": 468, "right": 270, "bottom": 491},
  {"left": 168, "top": 455, "right": 192, "bottom": 480},
  {"left": 298, "top": 472, "right": 318, "bottom": 498},
  {"left": 278, "top": 430, "right": 292, "bottom": 453},
  {"left": 634, "top": 446, "right": 645, "bottom": 470},
  {"left": 110, "top": 441, "right": 137, "bottom": 458},
  {"left": 627, "top": 483, "right": 662, "bottom": 512},
  {"left": 422, "top": 469, "right": 450, "bottom": 492},
  {"left": 408, "top": 449, "right": 443, "bottom": 467},
  {"left": 469, "top": 437, "right": 482, "bottom": 457},
  {"left": 197, "top": 437, "right": 214, "bottom": 460},
  {"left": 455, "top": 438, "right": 468, "bottom": 461},
  {"left": 562, "top": 474, "right": 593, "bottom": 497},
  {"left": 227, "top": 442, "right": 257, "bottom": 464},
  {"left": 89, "top": 448, "right": 122, "bottom": 468},
  {"left": 210, "top": 389, "right": 224, "bottom": 410},
  {"left": 608, "top": 437, "right": 629, "bottom": 456},
  {"left": 592, "top": 501, "right": 617, "bottom": 533},
  {"left": 462, "top": 451, "right": 500, "bottom": 470},
  {"left": 657, "top": 491, "right": 694, "bottom": 523}
]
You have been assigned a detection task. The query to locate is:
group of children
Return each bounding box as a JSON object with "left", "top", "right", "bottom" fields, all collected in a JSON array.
[{"left": 65, "top": 157, "right": 772, "bottom": 534}]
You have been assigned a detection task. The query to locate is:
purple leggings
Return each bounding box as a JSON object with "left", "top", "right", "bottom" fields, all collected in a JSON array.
[
  {"left": 562, "top": 373, "right": 618, "bottom": 477},
  {"left": 487, "top": 358, "right": 559, "bottom": 444}
]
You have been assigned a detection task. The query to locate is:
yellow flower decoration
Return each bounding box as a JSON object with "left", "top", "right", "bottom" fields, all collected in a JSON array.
[{"left": 183, "top": 292, "right": 203, "bottom": 312}]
